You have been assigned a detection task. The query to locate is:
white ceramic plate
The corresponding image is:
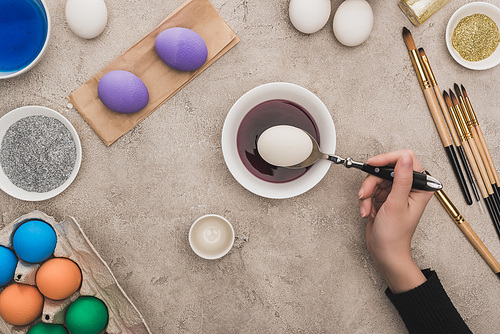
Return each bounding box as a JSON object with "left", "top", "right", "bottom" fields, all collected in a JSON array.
[
  {"left": 446, "top": 2, "right": 500, "bottom": 70},
  {"left": 0, "top": 106, "right": 82, "bottom": 201},
  {"left": 222, "top": 82, "right": 336, "bottom": 199}
]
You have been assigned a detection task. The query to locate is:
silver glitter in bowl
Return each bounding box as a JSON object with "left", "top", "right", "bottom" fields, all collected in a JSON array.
[{"left": 0, "top": 115, "right": 77, "bottom": 193}]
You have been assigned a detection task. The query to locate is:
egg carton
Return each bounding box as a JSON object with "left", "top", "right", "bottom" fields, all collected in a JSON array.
[{"left": 0, "top": 211, "right": 151, "bottom": 334}]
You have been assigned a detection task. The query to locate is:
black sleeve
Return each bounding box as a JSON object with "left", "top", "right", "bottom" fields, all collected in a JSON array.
[{"left": 385, "top": 269, "right": 472, "bottom": 334}]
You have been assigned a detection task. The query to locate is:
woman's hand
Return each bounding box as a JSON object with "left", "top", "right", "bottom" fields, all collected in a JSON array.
[{"left": 358, "top": 150, "right": 433, "bottom": 293}]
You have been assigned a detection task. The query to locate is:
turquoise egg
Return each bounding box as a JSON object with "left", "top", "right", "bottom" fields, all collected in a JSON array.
[
  {"left": 27, "top": 322, "right": 69, "bottom": 334},
  {"left": 65, "top": 296, "right": 109, "bottom": 334},
  {"left": 13, "top": 220, "right": 57, "bottom": 263},
  {"left": 0, "top": 246, "right": 17, "bottom": 286}
]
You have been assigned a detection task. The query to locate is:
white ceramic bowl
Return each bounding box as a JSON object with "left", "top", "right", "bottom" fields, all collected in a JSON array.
[
  {"left": 0, "top": 0, "right": 51, "bottom": 79},
  {"left": 446, "top": 2, "right": 500, "bottom": 70},
  {"left": 189, "top": 215, "right": 235, "bottom": 260},
  {"left": 0, "top": 106, "right": 82, "bottom": 201},
  {"left": 222, "top": 82, "right": 336, "bottom": 199}
]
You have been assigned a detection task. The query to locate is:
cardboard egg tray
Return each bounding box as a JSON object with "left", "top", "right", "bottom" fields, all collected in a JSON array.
[{"left": 0, "top": 211, "right": 151, "bottom": 334}]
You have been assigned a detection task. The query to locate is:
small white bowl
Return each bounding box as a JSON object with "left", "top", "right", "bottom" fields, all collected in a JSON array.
[
  {"left": 446, "top": 2, "right": 500, "bottom": 70},
  {"left": 0, "top": 0, "right": 51, "bottom": 79},
  {"left": 222, "top": 82, "right": 336, "bottom": 199},
  {"left": 189, "top": 215, "right": 235, "bottom": 260},
  {"left": 0, "top": 106, "right": 82, "bottom": 201}
]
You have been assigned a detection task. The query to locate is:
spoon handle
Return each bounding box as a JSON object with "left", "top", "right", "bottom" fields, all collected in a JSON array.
[{"left": 360, "top": 164, "right": 442, "bottom": 191}]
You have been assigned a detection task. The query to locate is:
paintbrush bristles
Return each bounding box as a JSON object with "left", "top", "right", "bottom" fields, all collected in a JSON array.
[
  {"left": 462, "top": 84, "right": 469, "bottom": 98},
  {"left": 450, "top": 90, "right": 459, "bottom": 105},
  {"left": 443, "top": 90, "right": 452, "bottom": 108},
  {"left": 402, "top": 27, "right": 416, "bottom": 50},
  {"left": 454, "top": 83, "right": 462, "bottom": 98}
]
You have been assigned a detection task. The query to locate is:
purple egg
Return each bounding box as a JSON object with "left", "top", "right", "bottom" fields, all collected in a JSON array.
[
  {"left": 155, "top": 27, "right": 208, "bottom": 72},
  {"left": 97, "top": 70, "right": 149, "bottom": 114}
]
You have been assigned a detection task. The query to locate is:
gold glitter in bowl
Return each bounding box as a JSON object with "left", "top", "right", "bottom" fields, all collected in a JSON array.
[
  {"left": 452, "top": 14, "right": 500, "bottom": 62},
  {"left": 446, "top": 2, "right": 500, "bottom": 70}
]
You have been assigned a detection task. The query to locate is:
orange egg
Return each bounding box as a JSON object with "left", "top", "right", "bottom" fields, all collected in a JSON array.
[
  {"left": 0, "top": 283, "right": 44, "bottom": 326},
  {"left": 36, "top": 257, "right": 82, "bottom": 300}
]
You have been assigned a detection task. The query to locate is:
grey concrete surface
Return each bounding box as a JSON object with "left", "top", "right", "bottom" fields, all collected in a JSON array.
[{"left": 1, "top": 0, "right": 500, "bottom": 333}]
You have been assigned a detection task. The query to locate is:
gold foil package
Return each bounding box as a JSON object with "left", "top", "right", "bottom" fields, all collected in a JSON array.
[{"left": 399, "top": 0, "right": 450, "bottom": 26}]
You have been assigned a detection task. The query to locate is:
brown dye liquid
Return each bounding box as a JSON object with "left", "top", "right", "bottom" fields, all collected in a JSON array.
[{"left": 236, "top": 99, "right": 319, "bottom": 183}]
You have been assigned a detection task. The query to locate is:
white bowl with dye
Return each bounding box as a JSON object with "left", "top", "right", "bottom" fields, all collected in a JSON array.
[
  {"left": 0, "top": 0, "right": 51, "bottom": 79},
  {"left": 221, "top": 82, "right": 336, "bottom": 199}
]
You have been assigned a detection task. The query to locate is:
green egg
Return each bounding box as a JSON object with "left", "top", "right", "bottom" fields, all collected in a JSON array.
[
  {"left": 27, "top": 322, "right": 69, "bottom": 334},
  {"left": 65, "top": 296, "right": 108, "bottom": 334}
]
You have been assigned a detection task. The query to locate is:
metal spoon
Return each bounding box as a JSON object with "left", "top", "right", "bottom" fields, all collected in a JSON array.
[{"left": 289, "top": 131, "right": 442, "bottom": 192}]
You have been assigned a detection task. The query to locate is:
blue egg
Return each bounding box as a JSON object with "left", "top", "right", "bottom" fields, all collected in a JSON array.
[
  {"left": 97, "top": 70, "right": 149, "bottom": 114},
  {"left": 13, "top": 220, "right": 57, "bottom": 263},
  {"left": 0, "top": 246, "right": 17, "bottom": 286},
  {"left": 155, "top": 27, "right": 208, "bottom": 72}
]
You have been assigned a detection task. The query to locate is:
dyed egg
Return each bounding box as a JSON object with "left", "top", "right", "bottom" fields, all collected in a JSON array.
[
  {"left": 0, "top": 283, "right": 44, "bottom": 326},
  {"left": 289, "top": 0, "right": 331, "bottom": 34},
  {"left": 13, "top": 220, "right": 57, "bottom": 263},
  {"left": 257, "top": 125, "right": 313, "bottom": 167},
  {"left": 333, "top": 0, "right": 374, "bottom": 47},
  {"left": 66, "top": 0, "right": 108, "bottom": 39},
  {"left": 155, "top": 27, "right": 208, "bottom": 71},
  {"left": 28, "top": 323, "right": 69, "bottom": 334},
  {"left": 98, "top": 70, "right": 149, "bottom": 114},
  {"left": 0, "top": 246, "right": 17, "bottom": 286},
  {"left": 65, "top": 296, "right": 109, "bottom": 334},
  {"left": 36, "top": 258, "right": 82, "bottom": 300}
]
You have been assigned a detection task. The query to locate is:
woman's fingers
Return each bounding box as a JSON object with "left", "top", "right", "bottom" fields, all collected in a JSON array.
[
  {"left": 366, "top": 150, "right": 424, "bottom": 172},
  {"left": 358, "top": 174, "right": 392, "bottom": 200},
  {"left": 358, "top": 174, "right": 391, "bottom": 217},
  {"left": 365, "top": 150, "right": 432, "bottom": 209},
  {"left": 386, "top": 155, "right": 414, "bottom": 208},
  {"left": 359, "top": 150, "right": 434, "bottom": 219}
]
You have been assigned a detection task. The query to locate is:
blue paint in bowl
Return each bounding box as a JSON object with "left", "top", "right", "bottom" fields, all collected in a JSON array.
[{"left": 0, "top": 0, "right": 50, "bottom": 78}]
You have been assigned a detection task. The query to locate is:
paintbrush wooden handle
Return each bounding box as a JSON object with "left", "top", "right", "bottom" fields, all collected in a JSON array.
[
  {"left": 462, "top": 140, "right": 488, "bottom": 198},
  {"left": 469, "top": 138, "right": 495, "bottom": 195},
  {"left": 433, "top": 85, "right": 461, "bottom": 147},
  {"left": 423, "top": 87, "right": 452, "bottom": 147},
  {"left": 434, "top": 188, "right": 500, "bottom": 275},
  {"left": 470, "top": 127, "right": 496, "bottom": 185},
  {"left": 459, "top": 219, "right": 500, "bottom": 274},
  {"left": 475, "top": 125, "right": 500, "bottom": 185}
]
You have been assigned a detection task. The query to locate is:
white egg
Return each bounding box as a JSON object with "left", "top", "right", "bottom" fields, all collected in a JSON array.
[
  {"left": 257, "top": 125, "right": 313, "bottom": 167},
  {"left": 333, "top": 0, "right": 373, "bottom": 47},
  {"left": 289, "top": 0, "right": 331, "bottom": 34},
  {"left": 66, "top": 0, "right": 108, "bottom": 39}
]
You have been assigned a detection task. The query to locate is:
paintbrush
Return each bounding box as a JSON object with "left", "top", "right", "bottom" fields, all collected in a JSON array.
[
  {"left": 449, "top": 90, "right": 500, "bottom": 237},
  {"left": 419, "top": 48, "right": 479, "bottom": 202},
  {"left": 444, "top": 91, "right": 500, "bottom": 231},
  {"left": 402, "top": 27, "right": 472, "bottom": 205},
  {"left": 458, "top": 84, "right": 500, "bottom": 204},
  {"left": 431, "top": 177, "right": 500, "bottom": 277},
  {"left": 456, "top": 86, "right": 500, "bottom": 217}
]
